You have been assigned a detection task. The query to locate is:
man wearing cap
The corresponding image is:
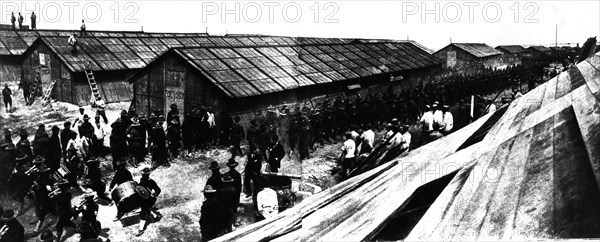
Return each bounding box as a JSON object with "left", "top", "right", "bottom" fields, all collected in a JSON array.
[
  {"left": 0, "top": 209, "right": 24, "bottom": 242},
  {"left": 136, "top": 167, "right": 161, "bottom": 236},
  {"left": 442, "top": 105, "right": 454, "bottom": 135},
  {"left": 199, "top": 185, "right": 230, "bottom": 242},
  {"left": 54, "top": 179, "right": 76, "bottom": 241},
  {"left": 218, "top": 172, "right": 237, "bottom": 230},
  {"left": 267, "top": 135, "right": 284, "bottom": 173},
  {"left": 84, "top": 159, "right": 110, "bottom": 201}
]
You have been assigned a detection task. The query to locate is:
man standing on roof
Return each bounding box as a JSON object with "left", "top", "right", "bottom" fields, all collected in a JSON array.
[
  {"left": 68, "top": 34, "right": 78, "bottom": 54},
  {"left": 10, "top": 12, "right": 16, "bottom": 29},
  {"left": 30, "top": 12, "right": 36, "bottom": 29},
  {"left": 80, "top": 19, "right": 86, "bottom": 36},
  {"left": 18, "top": 13, "right": 24, "bottom": 29}
]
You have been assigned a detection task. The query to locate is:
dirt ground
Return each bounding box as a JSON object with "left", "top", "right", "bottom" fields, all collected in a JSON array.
[{"left": 0, "top": 93, "right": 342, "bottom": 241}]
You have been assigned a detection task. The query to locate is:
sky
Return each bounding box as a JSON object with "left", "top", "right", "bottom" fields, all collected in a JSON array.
[{"left": 1, "top": 0, "right": 599, "bottom": 51}]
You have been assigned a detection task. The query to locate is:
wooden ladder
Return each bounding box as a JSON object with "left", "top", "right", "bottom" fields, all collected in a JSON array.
[
  {"left": 85, "top": 69, "right": 103, "bottom": 105},
  {"left": 41, "top": 79, "right": 57, "bottom": 106}
]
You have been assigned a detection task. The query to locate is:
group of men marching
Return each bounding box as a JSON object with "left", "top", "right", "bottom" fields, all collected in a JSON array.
[{"left": 0, "top": 104, "right": 165, "bottom": 241}]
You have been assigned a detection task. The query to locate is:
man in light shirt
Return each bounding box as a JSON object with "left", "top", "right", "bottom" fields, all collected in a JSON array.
[
  {"left": 359, "top": 124, "right": 375, "bottom": 155},
  {"left": 401, "top": 124, "right": 411, "bottom": 153},
  {"left": 420, "top": 105, "right": 434, "bottom": 134},
  {"left": 72, "top": 106, "right": 87, "bottom": 129},
  {"left": 442, "top": 105, "right": 454, "bottom": 135},
  {"left": 432, "top": 102, "right": 444, "bottom": 131},
  {"left": 340, "top": 132, "right": 356, "bottom": 176},
  {"left": 93, "top": 115, "right": 107, "bottom": 158}
]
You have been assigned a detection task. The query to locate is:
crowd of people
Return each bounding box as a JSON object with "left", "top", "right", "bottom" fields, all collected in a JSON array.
[{"left": 0, "top": 57, "right": 551, "bottom": 241}]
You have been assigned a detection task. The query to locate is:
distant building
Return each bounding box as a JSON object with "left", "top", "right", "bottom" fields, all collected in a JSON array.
[
  {"left": 433, "top": 43, "right": 503, "bottom": 70},
  {"left": 495, "top": 45, "right": 526, "bottom": 66},
  {"left": 526, "top": 46, "right": 552, "bottom": 59}
]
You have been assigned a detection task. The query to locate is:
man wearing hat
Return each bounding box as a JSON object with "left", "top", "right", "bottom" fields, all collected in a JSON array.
[
  {"left": 54, "top": 179, "right": 76, "bottom": 241},
  {"left": 32, "top": 124, "right": 50, "bottom": 160},
  {"left": 30, "top": 159, "right": 53, "bottom": 232},
  {"left": 150, "top": 117, "right": 168, "bottom": 168},
  {"left": 244, "top": 144, "right": 262, "bottom": 197},
  {"left": 136, "top": 167, "right": 161, "bottom": 236},
  {"left": 65, "top": 145, "right": 81, "bottom": 188},
  {"left": 84, "top": 159, "right": 110, "bottom": 201},
  {"left": 9, "top": 152, "right": 32, "bottom": 208},
  {"left": 48, "top": 125, "right": 62, "bottom": 171},
  {"left": 74, "top": 189, "right": 101, "bottom": 238},
  {"left": 225, "top": 157, "right": 241, "bottom": 205},
  {"left": 167, "top": 104, "right": 180, "bottom": 130},
  {"left": 60, "top": 122, "right": 75, "bottom": 155},
  {"left": 39, "top": 230, "right": 56, "bottom": 242},
  {"left": 199, "top": 185, "right": 231, "bottom": 242},
  {"left": 0, "top": 209, "right": 24, "bottom": 242},
  {"left": 267, "top": 135, "right": 284, "bottom": 173},
  {"left": 111, "top": 159, "right": 133, "bottom": 222},
  {"left": 127, "top": 117, "right": 145, "bottom": 167},
  {"left": 218, "top": 172, "right": 237, "bottom": 231},
  {"left": 206, "top": 161, "right": 222, "bottom": 190},
  {"left": 17, "top": 128, "right": 32, "bottom": 158},
  {"left": 72, "top": 106, "right": 88, "bottom": 129}
]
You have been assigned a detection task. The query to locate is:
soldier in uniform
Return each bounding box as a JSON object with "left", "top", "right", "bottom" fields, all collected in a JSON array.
[
  {"left": 225, "top": 157, "right": 241, "bottom": 211},
  {"left": 267, "top": 135, "right": 284, "bottom": 173},
  {"left": 127, "top": 117, "right": 145, "bottom": 167},
  {"left": 30, "top": 159, "right": 53, "bottom": 232},
  {"left": 74, "top": 189, "right": 101, "bottom": 237},
  {"left": 48, "top": 126, "right": 61, "bottom": 171},
  {"left": 0, "top": 210, "right": 24, "bottom": 242},
  {"left": 218, "top": 173, "right": 237, "bottom": 232},
  {"left": 244, "top": 144, "right": 262, "bottom": 197},
  {"left": 54, "top": 179, "right": 76, "bottom": 241},
  {"left": 167, "top": 119, "right": 182, "bottom": 159},
  {"left": 136, "top": 168, "right": 161, "bottom": 236},
  {"left": 110, "top": 158, "right": 133, "bottom": 221},
  {"left": 199, "top": 185, "right": 230, "bottom": 242},
  {"left": 206, "top": 161, "right": 222, "bottom": 190},
  {"left": 84, "top": 159, "right": 110, "bottom": 201},
  {"left": 110, "top": 111, "right": 129, "bottom": 169},
  {"left": 229, "top": 116, "right": 245, "bottom": 158},
  {"left": 150, "top": 116, "right": 168, "bottom": 168}
]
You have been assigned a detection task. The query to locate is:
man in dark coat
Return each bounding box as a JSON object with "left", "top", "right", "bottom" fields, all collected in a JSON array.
[
  {"left": 73, "top": 190, "right": 101, "bottom": 238},
  {"left": 127, "top": 117, "right": 145, "bottom": 167},
  {"left": 54, "top": 180, "right": 76, "bottom": 241},
  {"left": 150, "top": 117, "right": 168, "bottom": 168},
  {"left": 31, "top": 163, "right": 53, "bottom": 233},
  {"left": 206, "top": 161, "right": 222, "bottom": 190},
  {"left": 110, "top": 111, "right": 129, "bottom": 169},
  {"left": 136, "top": 168, "right": 161, "bottom": 236},
  {"left": 17, "top": 129, "right": 32, "bottom": 158},
  {"left": 48, "top": 126, "right": 61, "bottom": 171},
  {"left": 32, "top": 124, "right": 50, "bottom": 159},
  {"left": 167, "top": 119, "right": 181, "bottom": 159},
  {"left": 218, "top": 172, "right": 238, "bottom": 230},
  {"left": 84, "top": 159, "right": 110, "bottom": 201},
  {"left": 225, "top": 158, "right": 241, "bottom": 202},
  {"left": 199, "top": 185, "right": 231, "bottom": 242},
  {"left": 2, "top": 84, "right": 12, "bottom": 111},
  {"left": 267, "top": 135, "right": 285, "bottom": 173},
  {"left": 2, "top": 128, "right": 12, "bottom": 146},
  {"left": 64, "top": 146, "right": 81, "bottom": 188},
  {"left": 60, "top": 122, "right": 74, "bottom": 155},
  {"left": 110, "top": 158, "right": 133, "bottom": 221},
  {"left": 181, "top": 113, "right": 194, "bottom": 156},
  {"left": 167, "top": 104, "right": 180, "bottom": 129},
  {"left": 0, "top": 209, "right": 24, "bottom": 242},
  {"left": 229, "top": 116, "right": 244, "bottom": 158},
  {"left": 244, "top": 144, "right": 262, "bottom": 197}
]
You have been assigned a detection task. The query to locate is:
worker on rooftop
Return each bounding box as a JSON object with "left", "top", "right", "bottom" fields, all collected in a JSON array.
[
  {"left": 18, "top": 12, "right": 23, "bottom": 30},
  {"left": 10, "top": 12, "right": 16, "bottom": 29},
  {"left": 80, "top": 19, "right": 86, "bottom": 36},
  {"left": 30, "top": 12, "right": 36, "bottom": 29}
]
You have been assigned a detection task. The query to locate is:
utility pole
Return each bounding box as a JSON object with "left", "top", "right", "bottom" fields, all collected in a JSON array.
[{"left": 555, "top": 24, "right": 558, "bottom": 47}]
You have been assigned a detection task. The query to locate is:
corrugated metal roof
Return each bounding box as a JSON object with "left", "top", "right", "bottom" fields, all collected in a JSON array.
[
  {"left": 170, "top": 41, "right": 440, "bottom": 98},
  {"left": 445, "top": 43, "right": 503, "bottom": 58},
  {"left": 495, "top": 45, "right": 526, "bottom": 54}
]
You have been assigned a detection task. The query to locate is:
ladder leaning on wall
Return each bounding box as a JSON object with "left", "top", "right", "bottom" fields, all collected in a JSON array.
[{"left": 84, "top": 66, "right": 103, "bottom": 106}]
